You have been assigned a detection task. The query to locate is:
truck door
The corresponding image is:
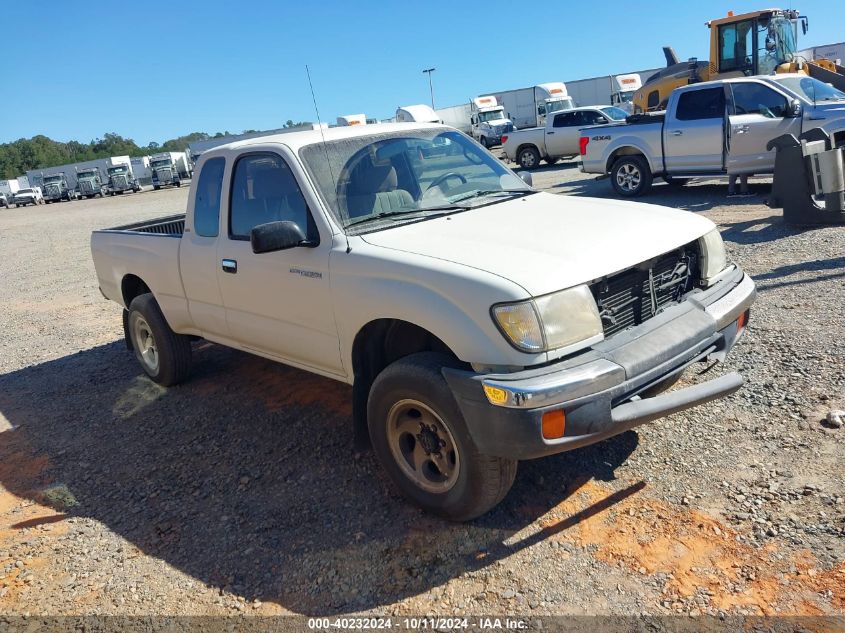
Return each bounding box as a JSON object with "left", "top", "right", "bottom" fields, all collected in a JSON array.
[
  {"left": 545, "top": 111, "right": 603, "bottom": 157},
  {"left": 726, "top": 81, "right": 802, "bottom": 174},
  {"left": 216, "top": 150, "right": 343, "bottom": 376},
  {"left": 178, "top": 156, "right": 230, "bottom": 338},
  {"left": 663, "top": 86, "right": 728, "bottom": 173}
]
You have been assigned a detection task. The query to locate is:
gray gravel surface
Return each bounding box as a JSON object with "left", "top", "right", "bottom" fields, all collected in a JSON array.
[{"left": 0, "top": 165, "right": 843, "bottom": 617}]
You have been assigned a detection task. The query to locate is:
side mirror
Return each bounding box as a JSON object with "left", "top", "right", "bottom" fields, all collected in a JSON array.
[
  {"left": 787, "top": 98, "right": 803, "bottom": 118},
  {"left": 251, "top": 220, "right": 308, "bottom": 254},
  {"left": 517, "top": 171, "right": 533, "bottom": 186},
  {"left": 596, "top": 116, "right": 609, "bottom": 124}
]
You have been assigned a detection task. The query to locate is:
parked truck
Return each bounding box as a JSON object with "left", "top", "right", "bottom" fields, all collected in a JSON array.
[
  {"left": 90, "top": 122, "right": 755, "bottom": 520},
  {"left": 107, "top": 161, "right": 142, "bottom": 195},
  {"left": 502, "top": 105, "right": 628, "bottom": 169},
  {"left": 566, "top": 74, "right": 650, "bottom": 115},
  {"left": 150, "top": 152, "right": 189, "bottom": 190},
  {"left": 76, "top": 167, "right": 107, "bottom": 198},
  {"left": 579, "top": 74, "right": 845, "bottom": 197},
  {"left": 470, "top": 96, "right": 514, "bottom": 147},
  {"left": 493, "top": 83, "right": 576, "bottom": 130},
  {"left": 41, "top": 173, "right": 77, "bottom": 203}
]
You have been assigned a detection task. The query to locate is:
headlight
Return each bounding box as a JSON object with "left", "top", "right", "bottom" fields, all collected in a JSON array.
[
  {"left": 492, "top": 285, "right": 603, "bottom": 354},
  {"left": 698, "top": 228, "right": 728, "bottom": 286}
]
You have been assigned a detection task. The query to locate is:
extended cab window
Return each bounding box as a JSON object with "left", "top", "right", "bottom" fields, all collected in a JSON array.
[
  {"left": 193, "top": 157, "right": 225, "bottom": 237},
  {"left": 730, "top": 82, "right": 788, "bottom": 118},
  {"left": 675, "top": 88, "right": 726, "bottom": 120},
  {"left": 229, "top": 153, "right": 312, "bottom": 240}
]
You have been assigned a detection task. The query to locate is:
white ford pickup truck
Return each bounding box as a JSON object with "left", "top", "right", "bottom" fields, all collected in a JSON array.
[{"left": 91, "top": 123, "right": 756, "bottom": 520}]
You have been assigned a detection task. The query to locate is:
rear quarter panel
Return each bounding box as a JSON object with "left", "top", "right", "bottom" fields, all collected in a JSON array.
[
  {"left": 503, "top": 128, "right": 546, "bottom": 160},
  {"left": 580, "top": 123, "right": 664, "bottom": 174},
  {"left": 90, "top": 232, "right": 194, "bottom": 333}
]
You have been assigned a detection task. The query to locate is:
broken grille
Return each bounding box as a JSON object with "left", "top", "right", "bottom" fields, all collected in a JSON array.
[{"left": 590, "top": 243, "right": 699, "bottom": 338}]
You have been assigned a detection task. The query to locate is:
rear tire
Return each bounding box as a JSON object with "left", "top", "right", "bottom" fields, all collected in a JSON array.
[
  {"left": 544, "top": 156, "right": 560, "bottom": 165},
  {"left": 518, "top": 146, "right": 541, "bottom": 170},
  {"left": 127, "top": 293, "right": 192, "bottom": 386},
  {"left": 610, "top": 155, "right": 652, "bottom": 197},
  {"left": 367, "top": 352, "right": 517, "bottom": 521}
]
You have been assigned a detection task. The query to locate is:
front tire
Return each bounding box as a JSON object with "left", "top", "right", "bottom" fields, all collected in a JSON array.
[
  {"left": 368, "top": 352, "right": 517, "bottom": 521},
  {"left": 610, "top": 155, "right": 652, "bottom": 197},
  {"left": 127, "top": 293, "right": 192, "bottom": 386},
  {"left": 544, "top": 156, "right": 560, "bottom": 165},
  {"left": 518, "top": 146, "right": 541, "bottom": 170}
]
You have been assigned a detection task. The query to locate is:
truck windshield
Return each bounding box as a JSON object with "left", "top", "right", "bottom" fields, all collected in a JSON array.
[
  {"left": 108, "top": 167, "right": 128, "bottom": 175},
  {"left": 477, "top": 110, "right": 505, "bottom": 123},
  {"left": 546, "top": 98, "right": 574, "bottom": 114},
  {"left": 151, "top": 160, "right": 171, "bottom": 168},
  {"left": 44, "top": 176, "right": 62, "bottom": 183},
  {"left": 772, "top": 76, "right": 845, "bottom": 103},
  {"left": 18, "top": 189, "right": 32, "bottom": 194},
  {"left": 300, "top": 129, "right": 531, "bottom": 232},
  {"left": 78, "top": 171, "right": 96, "bottom": 177},
  {"left": 757, "top": 16, "right": 799, "bottom": 74},
  {"left": 600, "top": 106, "right": 629, "bottom": 120}
]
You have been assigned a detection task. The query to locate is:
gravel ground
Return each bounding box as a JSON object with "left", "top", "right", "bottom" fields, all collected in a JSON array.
[{"left": 0, "top": 164, "right": 843, "bottom": 618}]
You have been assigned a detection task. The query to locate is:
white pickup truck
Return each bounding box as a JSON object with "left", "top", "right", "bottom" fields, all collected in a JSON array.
[
  {"left": 502, "top": 106, "right": 628, "bottom": 169},
  {"left": 580, "top": 74, "right": 845, "bottom": 197},
  {"left": 91, "top": 123, "right": 756, "bottom": 520}
]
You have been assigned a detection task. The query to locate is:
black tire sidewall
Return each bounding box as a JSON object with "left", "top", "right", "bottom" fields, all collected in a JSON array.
[
  {"left": 611, "top": 156, "right": 652, "bottom": 197},
  {"left": 127, "top": 294, "right": 190, "bottom": 386},
  {"left": 519, "top": 147, "right": 539, "bottom": 170},
  {"left": 368, "top": 354, "right": 504, "bottom": 520}
]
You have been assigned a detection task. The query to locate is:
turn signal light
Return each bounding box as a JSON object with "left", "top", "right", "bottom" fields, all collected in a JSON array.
[
  {"left": 737, "top": 309, "right": 749, "bottom": 332},
  {"left": 579, "top": 137, "right": 590, "bottom": 156},
  {"left": 542, "top": 409, "right": 566, "bottom": 440},
  {"left": 483, "top": 384, "right": 509, "bottom": 406}
]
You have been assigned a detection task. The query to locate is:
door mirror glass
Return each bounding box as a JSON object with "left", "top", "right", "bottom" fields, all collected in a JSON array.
[
  {"left": 788, "top": 98, "right": 803, "bottom": 118},
  {"left": 251, "top": 220, "right": 307, "bottom": 254},
  {"left": 517, "top": 171, "right": 533, "bottom": 186}
]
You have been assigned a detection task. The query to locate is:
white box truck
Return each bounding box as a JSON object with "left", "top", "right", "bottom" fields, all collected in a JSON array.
[
  {"left": 469, "top": 96, "right": 514, "bottom": 148},
  {"left": 493, "top": 83, "right": 576, "bottom": 130}
]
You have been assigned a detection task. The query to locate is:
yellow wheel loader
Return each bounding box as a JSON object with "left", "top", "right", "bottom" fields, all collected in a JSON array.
[{"left": 633, "top": 9, "right": 845, "bottom": 113}]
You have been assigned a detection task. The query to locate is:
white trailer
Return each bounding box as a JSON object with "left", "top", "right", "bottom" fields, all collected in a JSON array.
[
  {"left": 565, "top": 69, "right": 661, "bottom": 112},
  {"left": 492, "top": 82, "right": 576, "bottom": 130},
  {"left": 436, "top": 103, "right": 472, "bottom": 133},
  {"left": 395, "top": 104, "right": 441, "bottom": 124},
  {"left": 0, "top": 179, "right": 21, "bottom": 197},
  {"left": 336, "top": 114, "right": 367, "bottom": 127}
]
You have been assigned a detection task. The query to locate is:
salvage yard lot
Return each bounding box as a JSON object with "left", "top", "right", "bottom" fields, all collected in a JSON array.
[{"left": 0, "top": 163, "right": 843, "bottom": 616}]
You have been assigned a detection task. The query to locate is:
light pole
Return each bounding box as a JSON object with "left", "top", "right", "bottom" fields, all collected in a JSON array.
[{"left": 423, "top": 67, "right": 436, "bottom": 110}]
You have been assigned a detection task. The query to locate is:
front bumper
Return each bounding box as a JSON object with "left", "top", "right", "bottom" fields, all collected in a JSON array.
[{"left": 443, "top": 267, "right": 756, "bottom": 460}]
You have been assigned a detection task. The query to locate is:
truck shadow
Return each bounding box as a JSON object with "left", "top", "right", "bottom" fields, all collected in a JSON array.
[{"left": 0, "top": 341, "right": 639, "bottom": 614}]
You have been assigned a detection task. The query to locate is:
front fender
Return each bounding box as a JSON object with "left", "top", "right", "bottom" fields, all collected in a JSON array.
[{"left": 330, "top": 245, "right": 546, "bottom": 380}]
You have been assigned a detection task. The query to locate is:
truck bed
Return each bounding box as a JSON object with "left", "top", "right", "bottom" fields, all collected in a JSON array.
[{"left": 99, "top": 213, "right": 185, "bottom": 236}]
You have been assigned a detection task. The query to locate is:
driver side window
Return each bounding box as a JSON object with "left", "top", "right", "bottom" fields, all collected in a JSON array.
[{"left": 730, "top": 83, "right": 788, "bottom": 117}]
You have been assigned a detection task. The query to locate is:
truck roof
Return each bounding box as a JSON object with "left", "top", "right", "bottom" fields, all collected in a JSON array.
[
  {"left": 676, "top": 73, "right": 807, "bottom": 91},
  {"left": 203, "top": 122, "right": 446, "bottom": 155}
]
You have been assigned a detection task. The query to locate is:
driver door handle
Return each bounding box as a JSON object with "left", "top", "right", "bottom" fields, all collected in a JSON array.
[
  {"left": 222, "top": 259, "right": 237, "bottom": 274},
  {"left": 547, "top": 131, "right": 554, "bottom": 134},
  {"left": 670, "top": 130, "right": 683, "bottom": 136},
  {"left": 733, "top": 125, "right": 750, "bottom": 134}
]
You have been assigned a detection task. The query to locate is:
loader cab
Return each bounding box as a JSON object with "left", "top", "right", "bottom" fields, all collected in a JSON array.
[{"left": 710, "top": 9, "right": 806, "bottom": 78}]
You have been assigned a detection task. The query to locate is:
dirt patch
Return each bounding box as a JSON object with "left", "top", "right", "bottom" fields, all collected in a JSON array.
[{"left": 538, "top": 480, "right": 841, "bottom": 615}]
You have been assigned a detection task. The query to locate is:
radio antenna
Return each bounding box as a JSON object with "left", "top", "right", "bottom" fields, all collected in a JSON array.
[{"left": 305, "top": 65, "right": 349, "bottom": 253}]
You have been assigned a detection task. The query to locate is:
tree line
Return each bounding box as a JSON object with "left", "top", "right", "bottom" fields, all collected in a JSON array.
[{"left": 0, "top": 121, "right": 309, "bottom": 180}]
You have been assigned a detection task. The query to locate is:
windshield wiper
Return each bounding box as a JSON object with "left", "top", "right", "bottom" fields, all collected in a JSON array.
[
  {"left": 448, "top": 189, "right": 534, "bottom": 204},
  {"left": 344, "top": 209, "right": 446, "bottom": 229}
]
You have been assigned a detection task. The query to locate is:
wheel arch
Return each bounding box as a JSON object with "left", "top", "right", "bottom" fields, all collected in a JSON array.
[
  {"left": 121, "top": 274, "right": 152, "bottom": 309},
  {"left": 515, "top": 142, "right": 541, "bottom": 160},
  {"left": 350, "top": 318, "right": 463, "bottom": 452},
  {"left": 606, "top": 146, "right": 648, "bottom": 173}
]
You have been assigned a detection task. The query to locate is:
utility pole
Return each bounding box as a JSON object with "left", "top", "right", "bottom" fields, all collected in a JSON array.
[{"left": 422, "top": 67, "right": 436, "bottom": 110}]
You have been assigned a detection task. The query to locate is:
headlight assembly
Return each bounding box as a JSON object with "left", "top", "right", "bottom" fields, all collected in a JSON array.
[
  {"left": 492, "top": 285, "right": 603, "bottom": 354},
  {"left": 698, "top": 228, "right": 728, "bottom": 286}
]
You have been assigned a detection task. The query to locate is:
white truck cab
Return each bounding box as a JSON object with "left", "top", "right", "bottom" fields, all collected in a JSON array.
[
  {"left": 470, "top": 96, "right": 514, "bottom": 148},
  {"left": 395, "top": 104, "right": 441, "bottom": 124},
  {"left": 337, "top": 114, "right": 367, "bottom": 126},
  {"left": 611, "top": 74, "right": 642, "bottom": 114}
]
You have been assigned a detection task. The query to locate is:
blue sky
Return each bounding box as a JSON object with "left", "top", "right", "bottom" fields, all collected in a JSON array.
[{"left": 1, "top": 0, "right": 841, "bottom": 145}]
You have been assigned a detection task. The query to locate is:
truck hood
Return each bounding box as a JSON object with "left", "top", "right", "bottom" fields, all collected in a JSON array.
[
  {"left": 807, "top": 101, "right": 845, "bottom": 121},
  {"left": 360, "top": 192, "right": 715, "bottom": 296}
]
